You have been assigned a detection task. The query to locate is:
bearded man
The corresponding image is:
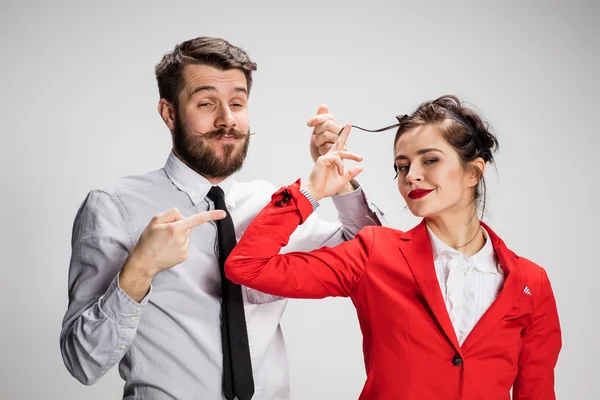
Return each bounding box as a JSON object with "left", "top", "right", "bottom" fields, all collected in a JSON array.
[{"left": 60, "top": 36, "right": 382, "bottom": 400}]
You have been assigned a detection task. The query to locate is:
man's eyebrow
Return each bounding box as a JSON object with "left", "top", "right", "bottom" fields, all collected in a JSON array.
[
  {"left": 190, "top": 85, "right": 217, "bottom": 96},
  {"left": 189, "top": 86, "right": 248, "bottom": 96}
]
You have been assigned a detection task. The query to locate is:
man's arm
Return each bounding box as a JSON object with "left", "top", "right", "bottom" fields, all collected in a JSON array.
[
  {"left": 331, "top": 180, "right": 385, "bottom": 239},
  {"left": 60, "top": 190, "right": 147, "bottom": 385},
  {"left": 60, "top": 191, "right": 225, "bottom": 384},
  {"left": 304, "top": 105, "right": 385, "bottom": 244}
]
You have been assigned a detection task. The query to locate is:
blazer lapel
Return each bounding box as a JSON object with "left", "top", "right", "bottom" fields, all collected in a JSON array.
[
  {"left": 461, "top": 222, "right": 526, "bottom": 352},
  {"left": 397, "top": 220, "right": 461, "bottom": 354}
]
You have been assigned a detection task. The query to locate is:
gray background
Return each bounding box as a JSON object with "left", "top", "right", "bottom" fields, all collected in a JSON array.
[{"left": 1, "top": 0, "right": 598, "bottom": 399}]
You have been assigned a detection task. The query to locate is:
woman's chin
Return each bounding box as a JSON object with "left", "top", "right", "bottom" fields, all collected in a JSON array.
[{"left": 405, "top": 204, "right": 428, "bottom": 218}]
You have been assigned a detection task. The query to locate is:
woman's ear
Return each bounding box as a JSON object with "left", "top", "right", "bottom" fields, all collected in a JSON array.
[{"left": 467, "top": 157, "right": 486, "bottom": 187}]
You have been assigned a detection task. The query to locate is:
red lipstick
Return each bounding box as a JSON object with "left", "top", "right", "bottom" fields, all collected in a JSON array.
[{"left": 408, "top": 189, "right": 434, "bottom": 199}]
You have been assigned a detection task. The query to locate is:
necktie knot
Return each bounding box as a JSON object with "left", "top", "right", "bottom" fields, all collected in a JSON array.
[{"left": 207, "top": 186, "right": 226, "bottom": 203}]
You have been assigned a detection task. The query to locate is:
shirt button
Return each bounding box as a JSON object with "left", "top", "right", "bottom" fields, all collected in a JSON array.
[
  {"left": 130, "top": 316, "right": 137, "bottom": 321},
  {"left": 452, "top": 355, "right": 463, "bottom": 366},
  {"left": 120, "top": 345, "right": 126, "bottom": 350}
]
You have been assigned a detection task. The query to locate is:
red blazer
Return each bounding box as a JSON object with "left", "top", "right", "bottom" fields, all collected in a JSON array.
[{"left": 225, "top": 180, "right": 562, "bottom": 400}]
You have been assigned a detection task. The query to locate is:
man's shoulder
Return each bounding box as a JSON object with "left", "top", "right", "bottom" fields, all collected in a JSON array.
[
  {"left": 80, "top": 168, "right": 174, "bottom": 215},
  {"left": 98, "top": 168, "right": 171, "bottom": 197}
]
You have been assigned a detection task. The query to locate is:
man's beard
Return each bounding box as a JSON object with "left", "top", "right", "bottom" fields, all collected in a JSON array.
[{"left": 172, "top": 116, "right": 250, "bottom": 179}]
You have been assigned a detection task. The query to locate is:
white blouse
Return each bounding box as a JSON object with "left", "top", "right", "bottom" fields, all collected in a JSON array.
[{"left": 427, "top": 226, "right": 506, "bottom": 345}]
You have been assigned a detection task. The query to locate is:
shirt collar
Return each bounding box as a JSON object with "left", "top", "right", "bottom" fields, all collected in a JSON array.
[
  {"left": 426, "top": 225, "right": 501, "bottom": 274},
  {"left": 163, "top": 151, "right": 237, "bottom": 208}
]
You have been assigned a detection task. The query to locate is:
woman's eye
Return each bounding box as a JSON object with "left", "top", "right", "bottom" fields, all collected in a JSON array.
[{"left": 424, "top": 158, "right": 439, "bottom": 165}]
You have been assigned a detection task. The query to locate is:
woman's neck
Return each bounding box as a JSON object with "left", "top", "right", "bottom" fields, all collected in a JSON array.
[{"left": 425, "top": 209, "right": 485, "bottom": 257}]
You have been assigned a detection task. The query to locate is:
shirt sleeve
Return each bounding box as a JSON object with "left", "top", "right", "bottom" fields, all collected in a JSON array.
[
  {"left": 330, "top": 181, "right": 386, "bottom": 239},
  {"left": 60, "top": 190, "right": 151, "bottom": 385},
  {"left": 226, "top": 179, "right": 375, "bottom": 299},
  {"left": 512, "top": 268, "right": 562, "bottom": 399}
]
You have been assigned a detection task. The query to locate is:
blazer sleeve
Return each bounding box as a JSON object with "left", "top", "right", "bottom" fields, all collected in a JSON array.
[
  {"left": 225, "top": 179, "right": 375, "bottom": 299},
  {"left": 513, "top": 268, "right": 562, "bottom": 400}
]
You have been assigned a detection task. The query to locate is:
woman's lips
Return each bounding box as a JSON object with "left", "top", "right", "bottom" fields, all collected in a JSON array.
[{"left": 408, "top": 189, "right": 434, "bottom": 199}]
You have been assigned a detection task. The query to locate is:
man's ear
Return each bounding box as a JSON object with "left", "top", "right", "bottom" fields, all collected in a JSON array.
[{"left": 158, "top": 99, "right": 176, "bottom": 131}]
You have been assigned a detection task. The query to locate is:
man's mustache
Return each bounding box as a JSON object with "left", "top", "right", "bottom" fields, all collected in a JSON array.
[{"left": 191, "top": 128, "right": 253, "bottom": 139}]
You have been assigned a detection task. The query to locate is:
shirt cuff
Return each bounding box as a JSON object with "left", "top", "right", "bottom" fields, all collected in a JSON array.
[
  {"left": 99, "top": 274, "right": 151, "bottom": 329},
  {"left": 299, "top": 186, "right": 319, "bottom": 210}
]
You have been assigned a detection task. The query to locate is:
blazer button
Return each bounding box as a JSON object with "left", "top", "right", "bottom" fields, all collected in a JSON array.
[
  {"left": 275, "top": 189, "right": 292, "bottom": 206},
  {"left": 452, "top": 355, "right": 463, "bottom": 366}
]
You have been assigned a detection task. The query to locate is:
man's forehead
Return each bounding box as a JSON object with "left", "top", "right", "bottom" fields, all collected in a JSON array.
[{"left": 182, "top": 64, "right": 248, "bottom": 94}]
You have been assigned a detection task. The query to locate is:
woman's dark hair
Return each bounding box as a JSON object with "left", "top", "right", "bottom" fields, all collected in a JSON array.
[{"left": 393, "top": 95, "right": 499, "bottom": 218}]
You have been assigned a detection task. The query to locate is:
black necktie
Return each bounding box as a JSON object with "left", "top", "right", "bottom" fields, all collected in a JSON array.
[{"left": 207, "top": 186, "right": 254, "bottom": 400}]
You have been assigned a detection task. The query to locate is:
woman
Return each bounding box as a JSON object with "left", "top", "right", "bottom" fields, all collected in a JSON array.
[{"left": 225, "top": 96, "right": 561, "bottom": 400}]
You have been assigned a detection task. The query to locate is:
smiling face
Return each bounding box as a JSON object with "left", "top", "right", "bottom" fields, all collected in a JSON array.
[
  {"left": 161, "top": 64, "right": 251, "bottom": 179},
  {"left": 394, "top": 124, "right": 482, "bottom": 218}
]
